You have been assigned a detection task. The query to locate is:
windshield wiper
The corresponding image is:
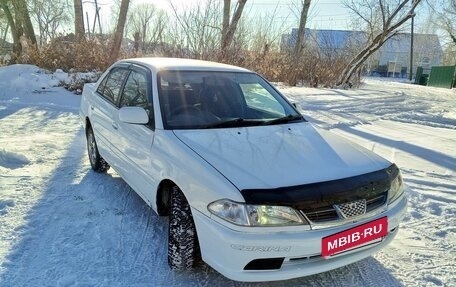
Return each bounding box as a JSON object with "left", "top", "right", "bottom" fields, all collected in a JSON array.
[
  {"left": 203, "top": 118, "right": 262, "bottom": 129},
  {"left": 262, "top": 114, "right": 303, "bottom": 125}
]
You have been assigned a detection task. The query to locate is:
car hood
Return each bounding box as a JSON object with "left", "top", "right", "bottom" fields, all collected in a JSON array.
[{"left": 173, "top": 123, "right": 391, "bottom": 190}]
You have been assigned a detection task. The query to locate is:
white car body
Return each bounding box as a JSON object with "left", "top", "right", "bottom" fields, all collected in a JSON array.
[{"left": 79, "top": 58, "right": 407, "bottom": 282}]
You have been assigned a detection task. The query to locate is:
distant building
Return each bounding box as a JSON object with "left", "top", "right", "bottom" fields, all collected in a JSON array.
[
  {"left": 281, "top": 28, "right": 444, "bottom": 77},
  {"left": 375, "top": 33, "right": 443, "bottom": 73},
  {"left": 281, "top": 28, "right": 365, "bottom": 56}
]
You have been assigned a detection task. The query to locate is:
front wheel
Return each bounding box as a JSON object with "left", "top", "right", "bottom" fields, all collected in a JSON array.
[
  {"left": 86, "top": 126, "right": 110, "bottom": 173},
  {"left": 168, "top": 186, "right": 201, "bottom": 270}
]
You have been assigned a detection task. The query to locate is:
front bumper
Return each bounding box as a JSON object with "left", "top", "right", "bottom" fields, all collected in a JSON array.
[{"left": 192, "top": 194, "right": 407, "bottom": 282}]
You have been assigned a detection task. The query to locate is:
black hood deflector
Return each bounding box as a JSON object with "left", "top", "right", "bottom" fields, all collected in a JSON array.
[{"left": 241, "top": 164, "right": 399, "bottom": 211}]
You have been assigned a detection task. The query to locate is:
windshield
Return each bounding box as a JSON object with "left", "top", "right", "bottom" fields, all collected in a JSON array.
[{"left": 158, "top": 71, "right": 302, "bottom": 129}]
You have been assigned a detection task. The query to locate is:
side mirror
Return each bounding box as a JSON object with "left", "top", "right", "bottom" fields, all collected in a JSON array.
[{"left": 118, "top": 106, "right": 149, "bottom": 124}]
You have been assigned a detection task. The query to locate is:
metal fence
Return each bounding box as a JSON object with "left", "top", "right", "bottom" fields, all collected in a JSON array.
[
  {"left": 427, "top": 65, "right": 456, "bottom": 89},
  {"left": 414, "top": 66, "right": 432, "bottom": 86}
]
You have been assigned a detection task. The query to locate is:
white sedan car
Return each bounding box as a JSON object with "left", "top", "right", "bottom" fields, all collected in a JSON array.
[{"left": 79, "top": 57, "right": 407, "bottom": 282}]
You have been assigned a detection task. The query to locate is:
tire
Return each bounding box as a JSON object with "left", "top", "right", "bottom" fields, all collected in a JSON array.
[
  {"left": 168, "top": 186, "right": 201, "bottom": 270},
  {"left": 86, "top": 126, "right": 110, "bottom": 173}
]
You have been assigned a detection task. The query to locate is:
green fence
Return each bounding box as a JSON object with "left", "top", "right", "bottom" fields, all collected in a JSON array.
[
  {"left": 427, "top": 65, "right": 456, "bottom": 89},
  {"left": 415, "top": 66, "right": 430, "bottom": 86}
]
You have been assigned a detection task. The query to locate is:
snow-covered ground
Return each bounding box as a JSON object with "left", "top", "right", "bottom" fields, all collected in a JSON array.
[{"left": 0, "top": 65, "right": 454, "bottom": 287}]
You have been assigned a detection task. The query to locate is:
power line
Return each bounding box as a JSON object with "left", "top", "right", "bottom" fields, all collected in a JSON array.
[
  {"left": 251, "top": 1, "right": 341, "bottom": 5},
  {"left": 82, "top": 1, "right": 110, "bottom": 5}
]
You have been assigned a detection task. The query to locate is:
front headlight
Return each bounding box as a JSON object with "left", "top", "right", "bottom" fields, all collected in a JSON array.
[
  {"left": 388, "top": 171, "right": 404, "bottom": 204},
  {"left": 208, "top": 199, "right": 307, "bottom": 226}
]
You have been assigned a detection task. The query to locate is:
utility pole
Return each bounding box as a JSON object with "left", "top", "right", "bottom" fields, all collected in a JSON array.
[
  {"left": 96, "top": 0, "right": 102, "bottom": 34},
  {"left": 86, "top": 12, "right": 90, "bottom": 38},
  {"left": 92, "top": 0, "right": 102, "bottom": 35},
  {"left": 409, "top": 0, "right": 416, "bottom": 81}
]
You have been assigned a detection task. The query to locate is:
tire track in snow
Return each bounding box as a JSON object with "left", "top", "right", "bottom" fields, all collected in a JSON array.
[
  {"left": 118, "top": 187, "right": 131, "bottom": 255},
  {"left": 131, "top": 208, "right": 152, "bottom": 270}
]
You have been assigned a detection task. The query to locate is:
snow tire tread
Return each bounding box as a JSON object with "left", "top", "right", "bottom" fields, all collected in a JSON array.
[
  {"left": 168, "top": 186, "right": 201, "bottom": 270},
  {"left": 86, "top": 127, "right": 110, "bottom": 173}
]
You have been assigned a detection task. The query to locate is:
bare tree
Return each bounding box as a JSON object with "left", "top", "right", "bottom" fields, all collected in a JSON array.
[
  {"left": 246, "top": 4, "right": 289, "bottom": 54},
  {"left": 237, "top": 5, "right": 293, "bottom": 78},
  {"left": 220, "top": 0, "right": 247, "bottom": 60},
  {"left": 13, "top": 0, "right": 37, "bottom": 46},
  {"left": 338, "top": 0, "right": 422, "bottom": 87},
  {"left": 169, "top": 0, "right": 221, "bottom": 59},
  {"left": 73, "top": 0, "right": 84, "bottom": 39},
  {"left": 0, "top": 0, "right": 37, "bottom": 58},
  {"left": 289, "top": 0, "right": 312, "bottom": 86},
  {"left": 426, "top": 0, "right": 456, "bottom": 45},
  {"left": 127, "top": 3, "right": 168, "bottom": 54},
  {"left": 0, "top": 0, "right": 21, "bottom": 56},
  {"left": 426, "top": 0, "right": 456, "bottom": 64},
  {"left": 294, "top": 0, "right": 311, "bottom": 56},
  {"left": 31, "top": 0, "right": 71, "bottom": 45},
  {"left": 0, "top": 9, "right": 8, "bottom": 44},
  {"left": 110, "top": 0, "right": 130, "bottom": 62},
  {"left": 441, "top": 0, "right": 456, "bottom": 45}
]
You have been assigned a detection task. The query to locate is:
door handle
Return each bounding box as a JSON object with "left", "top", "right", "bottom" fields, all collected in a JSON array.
[{"left": 112, "top": 122, "right": 118, "bottom": 130}]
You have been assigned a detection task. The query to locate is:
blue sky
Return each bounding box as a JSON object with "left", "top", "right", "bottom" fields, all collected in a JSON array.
[
  {"left": 83, "top": 0, "right": 429, "bottom": 36},
  {"left": 244, "top": 0, "right": 354, "bottom": 29},
  {"left": 85, "top": 0, "right": 355, "bottom": 31}
]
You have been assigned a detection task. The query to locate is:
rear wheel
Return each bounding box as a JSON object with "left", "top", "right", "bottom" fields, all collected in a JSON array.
[
  {"left": 86, "top": 126, "right": 110, "bottom": 173},
  {"left": 168, "top": 186, "right": 201, "bottom": 270}
]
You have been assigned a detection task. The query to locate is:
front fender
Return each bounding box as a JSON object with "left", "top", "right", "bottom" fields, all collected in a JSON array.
[{"left": 151, "top": 129, "right": 244, "bottom": 215}]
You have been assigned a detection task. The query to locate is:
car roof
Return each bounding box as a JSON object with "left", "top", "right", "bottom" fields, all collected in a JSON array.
[{"left": 118, "top": 57, "right": 252, "bottom": 73}]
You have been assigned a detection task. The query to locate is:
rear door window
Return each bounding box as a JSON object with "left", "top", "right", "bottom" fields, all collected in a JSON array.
[
  {"left": 119, "top": 70, "right": 149, "bottom": 108},
  {"left": 97, "top": 68, "right": 129, "bottom": 105}
]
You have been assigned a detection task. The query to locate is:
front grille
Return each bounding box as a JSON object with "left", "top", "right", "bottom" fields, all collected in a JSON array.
[
  {"left": 366, "top": 193, "right": 387, "bottom": 212},
  {"left": 289, "top": 254, "right": 321, "bottom": 262},
  {"left": 304, "top": 208, "right": 339, "bottom": 222},
  {"left": 302, "top": 191, "right": 387, "bottom": 223},
  {"left": 334, "top": 199, "right": 366, "bottom": 218}
]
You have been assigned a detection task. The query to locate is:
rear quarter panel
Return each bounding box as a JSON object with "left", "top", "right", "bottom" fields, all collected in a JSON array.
[{"left": 79, "top": 83, "right": 96, "bottom": 129}]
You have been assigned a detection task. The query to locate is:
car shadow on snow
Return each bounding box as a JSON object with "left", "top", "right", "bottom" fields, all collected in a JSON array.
[
  {"left": 188, "top": 256, "right": 406, "bottom": 287},
  {"left": 0, "top": 128, "right": 405, "bottom": 287},
  {"left": 0, "top": 105, "right": 18, "bottom": 121},
  {"left": 339, "top": 126, "right": 456, "bottom": 171}
]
